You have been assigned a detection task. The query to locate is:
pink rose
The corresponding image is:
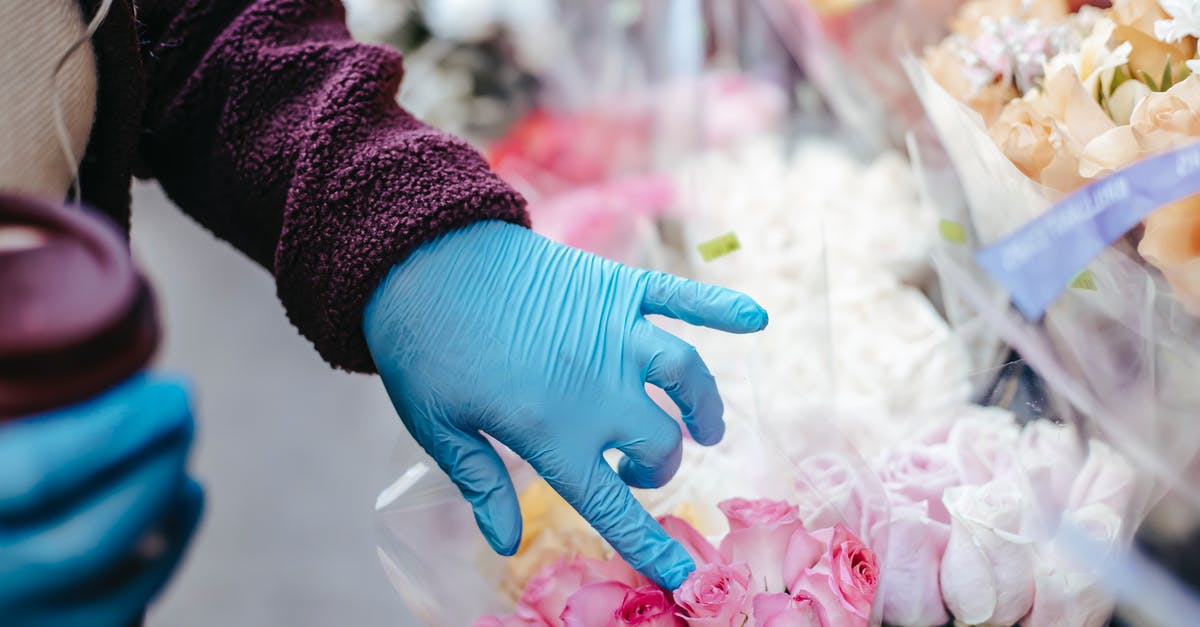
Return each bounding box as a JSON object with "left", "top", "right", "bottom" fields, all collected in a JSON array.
[
  {"left": 782, "top": 529, "right": 825, "bottom": 593},
  {"left": 824, "top": 526, "right": 879, "bottom": 620},
  {"left": 939, "top": 482, "right": 1035, "bottom": 626},
  {"left": 1066, "top": 440, "right": 1136, "bottom": 517},
  {"left": 789, "top": 570, "right": 868, "bottom": 627},
  {"left": 562, "top": 582, "right": 684, "bottom": 627},
  {"left": 717, "top": 499, "right": 805, "bottom": 592},
  {"left": 719, "top": 498, "right": 799, "bottom": 531},
  {"left": 946, "top": 410, "right": 1020, "bottom": 485},
  {"left": 793, "top": 454, "right": 881, "bottom": 537},
  {"left": 519, "top": 557, "right": 647, "bottom": 626},
  {"left": 672, "top": 562, "right": 753, "bottom": 627},
  {"left": 875, "top": 444, "right": 960, "bottom": 524},
  {"left": 869, "top": 502, "right": 949, "bottom": 627},
  {"left": 659, "top": 515, "right": 724, "bottom": 568},
  {"left": 789, "top": 525, "right": 877, "bottom": 627},
  {"left": 752, "top": 591, "right": 823, "bottom": 627},
  {"left": 1016, "top": 421, "right": 1085, "bottom": 520}
]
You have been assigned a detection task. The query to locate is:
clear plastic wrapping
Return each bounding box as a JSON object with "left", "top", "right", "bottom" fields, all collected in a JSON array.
[
  {"left": 905, "top": 48, "right": 1200, "bottom": 516},
  {"left": 759, "top": 0, "right": 964, "bottom": 150}
]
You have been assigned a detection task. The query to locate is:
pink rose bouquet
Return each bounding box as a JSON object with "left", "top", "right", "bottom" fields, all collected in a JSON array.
[{"left": 474, "top": 498, "right": 879, "bottom": 627}]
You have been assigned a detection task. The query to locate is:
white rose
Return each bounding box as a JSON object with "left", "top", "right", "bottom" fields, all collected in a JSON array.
[{"left": 940, "top": 481, "right": 1036, "bottom": 626}]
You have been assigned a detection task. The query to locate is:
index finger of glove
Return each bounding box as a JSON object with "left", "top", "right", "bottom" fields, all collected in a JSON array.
[
  {"left": 0, "top": 374, "right": 194, "bottom": 519},
  {"left": 641, "top": 272, "right": 768, "bottom": 333},
  {"left": 537, "top": 457, "right": 695, "bottom": 590}
]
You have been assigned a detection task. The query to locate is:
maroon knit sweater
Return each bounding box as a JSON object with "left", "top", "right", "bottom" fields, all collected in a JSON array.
[{"left": 75, "top": 0, "right": 529, "bottom": 372}]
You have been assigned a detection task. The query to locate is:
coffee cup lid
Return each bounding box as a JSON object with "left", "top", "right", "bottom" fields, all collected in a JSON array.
[{"left": 0, "top": 193, "right": 158, "bottom": 418}]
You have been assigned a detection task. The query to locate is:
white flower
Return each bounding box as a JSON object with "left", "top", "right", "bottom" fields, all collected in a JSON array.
[
  {"left": 1156, "top": 0, "right": 1200, "bottom": 43},
  {"left": 1044, "top": 17, "right": 1132, "bottom": 98}
]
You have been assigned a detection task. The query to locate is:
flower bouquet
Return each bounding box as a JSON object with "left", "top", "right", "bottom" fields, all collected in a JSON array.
[
  {"left": 474, "top": 497, "right": 879, "bottom": 627},
  {"left": 905, "top": 0, "right": 1200, "bottom": 521},
  {"left": 651, "top": 80, "right": 1156, "bottom": 625},
  {"left": 372, "top": 383, "right": 894, "bottom": 627}
]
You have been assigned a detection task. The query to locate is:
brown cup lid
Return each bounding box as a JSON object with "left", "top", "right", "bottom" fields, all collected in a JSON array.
[{"left": 0, "top": 193, "right": 159, "bottom": 419}]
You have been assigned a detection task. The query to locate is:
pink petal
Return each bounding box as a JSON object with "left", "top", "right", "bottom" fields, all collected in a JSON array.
[
  {"left": 720, "top": 523, "right": 801, "bottom": 593},
  {"left": 762, "top": 609, "right": 822, "bottom": 627},
  {"left": 562, "top": 581, "right": 630, "bottom": 627},
  {"left": 753, "top": 592, "right": 822, "bottom": 627},
  {"left": 752, "top": 593, "right": 795, "bottom": 619},
  {"left": 872, "top": 513, "right": 950, "bottom": 626},
  {"left": 790, "top": 570, "right": 868, "bottom": 627},
  {"left": 660, "top": 515, "right": 724, "bottom": 568},
  {"left": 783, "top": 528, "right": 825, "bottom": 592}
]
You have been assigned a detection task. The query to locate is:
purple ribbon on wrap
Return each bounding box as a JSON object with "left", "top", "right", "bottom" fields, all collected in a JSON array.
[{"left": 976, "top": 142, "right": 1200, "bottom": 320}]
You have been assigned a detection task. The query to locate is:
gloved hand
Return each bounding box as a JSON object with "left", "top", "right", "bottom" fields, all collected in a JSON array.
[
  {"left": 0, "top": 374, "right": 203, "bottom": 627},
  {"left": 364, "top": 221, "right": 767, "bottom": 589}
]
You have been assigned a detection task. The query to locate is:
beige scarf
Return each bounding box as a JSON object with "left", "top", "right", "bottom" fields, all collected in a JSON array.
[{"left": 0, "top": 0, "right": 98, "bottom": 199}]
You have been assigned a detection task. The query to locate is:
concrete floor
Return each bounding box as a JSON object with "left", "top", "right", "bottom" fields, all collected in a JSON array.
[{"left": 129, "top": 182, "right": 419, "bottom": 626}]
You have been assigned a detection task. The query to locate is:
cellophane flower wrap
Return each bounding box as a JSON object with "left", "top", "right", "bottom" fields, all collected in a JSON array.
[
  {"left": 481, "top": 0, "right": 791, "bottom": 268},
  {"left": 906, "top": 0, "right": 1200, "bottom": 537},
  {"left": 372, "top": 122, "right": 900, "bottom": 625},
  {"left": 658, "top": 104, "right": 1164, "bottom": 624},
  {"left": 760, "top": 0, "right": 967, "bottom": 149}
]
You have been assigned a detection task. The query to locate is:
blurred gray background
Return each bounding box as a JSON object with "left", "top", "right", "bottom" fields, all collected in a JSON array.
[{"left": 129, "top": 181, "right": 418, "bottom": 626}]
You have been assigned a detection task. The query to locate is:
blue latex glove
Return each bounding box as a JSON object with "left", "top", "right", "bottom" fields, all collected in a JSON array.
[
  {"left": 364, "top": 221, "right": 767, "bottom": 589},
  {"left": 0, "top": 374, "right": 203, "bottom": 627}
]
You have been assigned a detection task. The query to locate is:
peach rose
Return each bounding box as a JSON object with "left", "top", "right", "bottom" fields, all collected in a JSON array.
[
  {"left": 988, "top": 68, "right": 1110, "bottom": 193},
  {"left": 1081, "top": 75, "right": 1200, "bottom": 177},
  {"left": 1130, "top": 75, "right": 1200, "bottom": 152},
  {"left": 1139, "top": 194, "right": 1200, "bottom": 314},
  {"left": 1037, "top": 68, "right": 1118, "bottom": 151},
  {"left": 1112, "top": 0, "right": 1196, "bottom": 83},
  {"left": 924, "top": 44, "right": 1020, "bottom": 127},
  {"left": 1105, "top": 78, "right": 1154, "bottom": 126},
  {"left": 989, "top": 98, "right": 1067, "bottom": 183}
]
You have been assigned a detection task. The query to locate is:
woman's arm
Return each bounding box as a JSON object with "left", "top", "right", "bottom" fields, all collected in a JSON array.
[{"left": 133, "top": 0, "right": 528, "bottom": 372}]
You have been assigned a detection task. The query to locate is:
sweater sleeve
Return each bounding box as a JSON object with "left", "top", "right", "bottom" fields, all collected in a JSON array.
[{"left": 133, "top": 0, "right": 529, "bottom": 372}]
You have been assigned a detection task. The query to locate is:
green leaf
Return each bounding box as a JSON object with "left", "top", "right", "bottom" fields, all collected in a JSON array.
[
  {"left": 1162, "top": 58, "right": 1175, "bottom": 91},
  {"left": 1140, "top": 70, "right": 1160, "bottom": 92},
  {"left": 1109, "top": 65, "right": 1130, "bottom": 95}
]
